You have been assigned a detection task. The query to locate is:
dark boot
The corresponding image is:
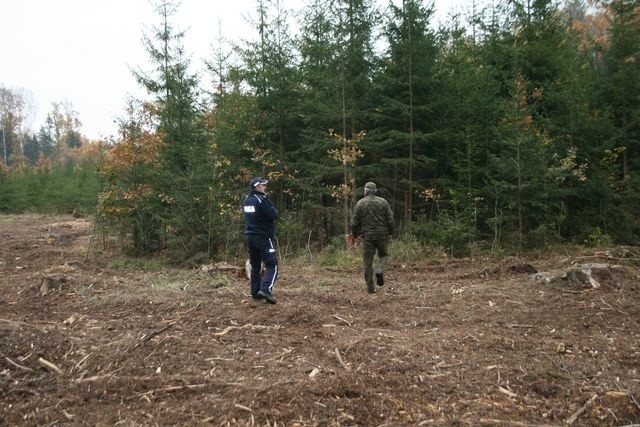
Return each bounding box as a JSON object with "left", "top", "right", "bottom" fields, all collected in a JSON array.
[
  {"left": 367, "top": 281, "right": 375, "bottom": 294},
  {"left": 257, "top": 290, "right": 277, "bottom": 304}
]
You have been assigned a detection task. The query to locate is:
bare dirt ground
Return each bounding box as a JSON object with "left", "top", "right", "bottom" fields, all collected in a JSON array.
[{"left": 1, "top": 214, "right": 639, "bottom": 426}]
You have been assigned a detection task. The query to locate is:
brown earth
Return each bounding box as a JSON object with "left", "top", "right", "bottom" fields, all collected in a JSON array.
[{"left": 1, "top": 214, "right": 639, "bottom": 426}]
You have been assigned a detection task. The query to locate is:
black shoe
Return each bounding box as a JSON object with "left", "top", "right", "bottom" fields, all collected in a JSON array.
[
  {"left": 367, "top": 283, "right": 376, "bottom": 294},
  {"left": 252, "top": 293, "right": 264, "bottom": 300},
  {"left": 257, "top": 290, "right": 277, "bottom": 304},
  {"left": 376, "top": 273, "right": 384, "bottom": 286}
]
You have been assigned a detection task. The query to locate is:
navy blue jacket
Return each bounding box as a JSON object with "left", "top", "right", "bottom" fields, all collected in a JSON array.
[{"left": 243, "top": 190, "right": 278, "bottom": 238}]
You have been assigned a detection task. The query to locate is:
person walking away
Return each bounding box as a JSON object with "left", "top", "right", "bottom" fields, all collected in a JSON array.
[
  {"left": 351, "top": 182, "right": 394, "bottom": 294},
  {"left": 243, "top": 177, "right": 279, "bottom": 304}
]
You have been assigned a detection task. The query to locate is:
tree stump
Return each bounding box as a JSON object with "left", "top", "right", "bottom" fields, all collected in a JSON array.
[{"left": 533, "top": 263, "right": 619, "bottom": 289}]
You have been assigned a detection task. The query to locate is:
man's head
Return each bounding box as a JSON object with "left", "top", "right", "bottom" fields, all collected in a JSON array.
[
  {"left": 250, "top": 177, "right": 269, "bottom": 191},
  {"left": 364, "top": 181, "right": 377, "bottom": 195}
]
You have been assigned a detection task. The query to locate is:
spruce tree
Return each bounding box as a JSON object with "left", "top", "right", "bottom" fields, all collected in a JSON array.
[
  {"left": 375, "top": 0, "right": 440, "bottom": 225},
  {"left": 595, "top": 0, "right": 640, "bottom": 242}
]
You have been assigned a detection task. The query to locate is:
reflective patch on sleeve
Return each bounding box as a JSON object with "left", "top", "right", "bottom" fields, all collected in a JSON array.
[
  {"left": 268, "top": 248, "right": 276, "bottom": 253},
  {"left": 244, "top": 206, "right": 256, "bottom": 213}
]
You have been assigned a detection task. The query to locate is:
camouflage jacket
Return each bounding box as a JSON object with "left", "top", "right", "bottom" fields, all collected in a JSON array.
[{"left": 351, "top": 194, "right": 394, "bottom": 240}]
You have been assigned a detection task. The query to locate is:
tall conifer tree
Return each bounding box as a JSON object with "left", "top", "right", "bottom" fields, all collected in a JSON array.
[
  {"left": 131, "top": 0, "right": 211, "bottom": 258},
  {"left": 374, "top": 0, "right": 439, "bottom": 224}
]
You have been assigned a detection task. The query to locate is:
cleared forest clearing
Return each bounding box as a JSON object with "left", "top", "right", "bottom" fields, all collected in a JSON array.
[{"left": 1, "top": 214, "right": 639, "bottom": 426}]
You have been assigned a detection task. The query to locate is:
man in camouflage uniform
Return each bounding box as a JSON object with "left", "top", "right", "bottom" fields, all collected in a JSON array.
[{"left": 351, "top": 182, "right": 394, "bottom": 294}]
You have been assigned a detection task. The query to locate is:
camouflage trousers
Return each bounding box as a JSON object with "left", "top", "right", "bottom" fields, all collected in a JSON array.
[{"left": 362, "top": 237, "right": 389, "bottom": 292}]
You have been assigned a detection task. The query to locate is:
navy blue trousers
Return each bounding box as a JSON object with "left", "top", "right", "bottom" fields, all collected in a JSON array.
[{"left": 246, "top": 234, "right": 278, "bottom": 297}]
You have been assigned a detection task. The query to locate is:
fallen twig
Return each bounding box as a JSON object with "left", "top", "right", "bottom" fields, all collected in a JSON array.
[
  {"left": 301, "top": 359, "right": 322, "bottom": 369},
  {"left": 122, "top": 305, "right": 202, "bottom": 356},
  {"left": 422, "top": 373, "right": 448, "bottom": 379},
  {"left": 234, "top": 403, "right": 254, "bottom": 412},
  {"left": 308, "top": 367, "right": 321, "bottom": 378},
  {"left": 549, "top": 286, "right": 582, "bottom": 294},
  {"left": 478, "top": 419, "right": 556, "bottom": 426},
  {"left": 565, "top": 394, "right": 598, "bottom": 425},
  {"left": 211, "top": 324, "right": 279, "bottom": 336},
  {"left": 77, "top": 374, "right": 112, "bottom": 383},
  {"left": 434, "top": 361, "right": 463, "bottom": 369},
  {"left": 153, "top": 384, "right": 207, "bottom": 393},
  {"left": 334, "top": 348, "right": 350, "bottom": 370},
  {"left": 72, "top": 353, "right": 92, "bottom": 373},
  {"left": 0, "top": 318, "right": 24, "bottom": 330},
  {"left": 124, "top": 321, "right": 175, "bottom": 354},
  {"left": 332, "top": 314, "right": 352, "bottom": 326},
  {"left": 497, "top": 386, "right": 517, "bottom": 398},
  {"left": 167, "top": 303, "right": 201, "bottom": 322},
  {"left": 5, "top": 356, "right": 35, "bottom": 372},
  {"left": 62, "top": 409, "right": 74, "bottom": 421},
  {"left": 39, "top": 357, "right": 63, "bottom": 375},
  {"left": 128, "top": 383, "right": 207, "bottom": 400},
  {"left": 628, "top": 390, "right": 640, "bottom": 412},
  {"left": 264, "top": 347, "right": 293, "bottom": 362}
]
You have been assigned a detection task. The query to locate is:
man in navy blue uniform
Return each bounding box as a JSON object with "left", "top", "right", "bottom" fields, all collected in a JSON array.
[{"left": 243, "top": 177, "right": 279, "bottom": 304}]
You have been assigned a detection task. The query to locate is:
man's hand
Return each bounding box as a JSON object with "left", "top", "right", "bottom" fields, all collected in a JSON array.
[{"left": 345, "top": 233, "right": 360, "bottom": 247}]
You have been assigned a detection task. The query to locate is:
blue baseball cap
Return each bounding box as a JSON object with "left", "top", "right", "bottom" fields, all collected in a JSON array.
[{"left": 250, "top": 177, "right": 269, "bottom": 188}]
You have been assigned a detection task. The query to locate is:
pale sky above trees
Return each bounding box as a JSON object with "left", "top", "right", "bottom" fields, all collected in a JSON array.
[{"left": 1, "top": 0, "right": 471, "bottom": 139}]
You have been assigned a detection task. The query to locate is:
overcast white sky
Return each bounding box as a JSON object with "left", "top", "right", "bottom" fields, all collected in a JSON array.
[{"left": 1, "top": 0, "right": 471, "bottom": 140}]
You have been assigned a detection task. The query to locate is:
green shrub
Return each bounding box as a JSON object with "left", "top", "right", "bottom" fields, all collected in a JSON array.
[
  {"left": 0, "top": 160, "right": 100, "bottom": 214},
  {"left": 403, "top": 213, "right": 474, "bottom": 257},
  {"left": 389, "top": 236, "right": 447, "bottom": 264},
  {"left": 583, "top": 227, "right": 613, "bottom": 248},
  {"left": 315, "top": 241, "right": 361, "bottom": 268}
]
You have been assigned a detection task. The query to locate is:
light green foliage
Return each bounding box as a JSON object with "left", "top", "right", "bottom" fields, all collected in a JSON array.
[
  {"left": 409, "top": 212, "right": 475, "bottom": 257},
  {"left": 315, "top": 245, "right": 361, "bottom": 268},
  {"left": 584, "top": 227, "right": 614, "bottom": 248},
  {"left": 388, "top": 236, "right": 447, "bottom": 264},
  {"left": 276, "top": 219, "right": 309, "bottom": 258},
  {"left": 0, "top": 159, "right": 100, "bottom": 214}
]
